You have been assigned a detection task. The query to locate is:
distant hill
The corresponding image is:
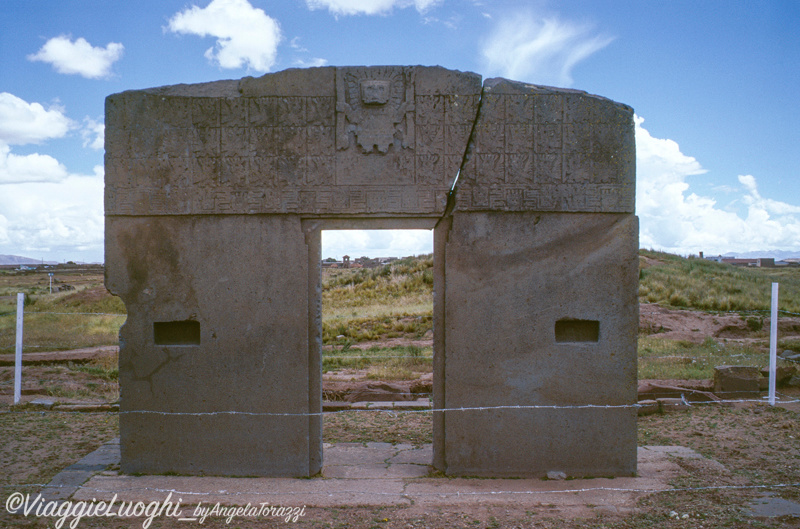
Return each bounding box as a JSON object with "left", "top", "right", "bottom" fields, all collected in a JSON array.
[
  {"left": 640, "top": 249, "right": 800, "bottom": 313},
  {"left": 0, "top": 255, "right": 58, "bottom": 266}
]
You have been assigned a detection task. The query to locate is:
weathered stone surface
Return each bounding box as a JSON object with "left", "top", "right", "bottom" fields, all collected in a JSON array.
[
  {"left": 105, "top": 65, "right": 638, "bottom": 478},
  {"left": 787, "top": 375, "right": 800, "bottom": 388},
  {"left": 780, "top": 351, "right": 800, "bottom": 362},
  {"left": 106, "top": 215, "right": 316, "bottom": 476},
  {"left": 410, "top": 373, "right": 433, "bottom": 395},
  {"left": 714, "top": 365, "right": 762, "bottom": 399},
  {"left": 454, "top": 78, "right": 635, "bottom": 214},
  {"left": 105, "top": 66, "right": 481, "bottom": 218},
  {"left": 105, "top": 67, "right": 633, "bottom": 218},
  {"left": 345, "top": 381, "right": 415, "bottom": 403},
  {"left": 29, "top": 398, "right": 55, "bottom": 408},
  {"left": 438, "top": 211, "right": 639, "bottom": 477},
  {"left": 638, "top": 381, "right": 719, "bottom": 403},
  {"left": 774, "top": 366, "right": 798, "bottom": 386}
]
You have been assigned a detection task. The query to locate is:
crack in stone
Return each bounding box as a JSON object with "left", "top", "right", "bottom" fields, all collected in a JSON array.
[
  {"left": 436, "top": 80, "right": 485, "bottom": 228},
  {"left": 130, "top": 350, "right": 186, "bottom": 397}
]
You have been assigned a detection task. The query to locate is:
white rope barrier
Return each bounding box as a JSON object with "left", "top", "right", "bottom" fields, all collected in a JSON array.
[
  {"left": 4, "top": 395, "right": 799, "bottom": 417},
  {"left": 23, "top": 312, "right": 126, "bottom": 316}
]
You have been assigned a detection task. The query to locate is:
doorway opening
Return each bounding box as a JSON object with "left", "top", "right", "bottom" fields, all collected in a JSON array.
[{"left": 307, "top": 221, "right": 441, "bottom": 473}]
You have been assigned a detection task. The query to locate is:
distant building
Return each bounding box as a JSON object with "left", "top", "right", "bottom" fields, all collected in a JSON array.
[
  {"left": 720, "top": 257, "right": 776, "bottom": 267},
  {"left": 320, "top": 255, "right": 399, "bottom": 269},
  {"left": 721, "top": 258, "right": 759, "bottom": 266}
]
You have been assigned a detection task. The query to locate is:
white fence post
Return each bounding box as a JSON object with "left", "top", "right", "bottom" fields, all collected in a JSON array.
[
  {"left": 768, "top": 283, "right": 779, "bottom": 406},
  {"left": 14, "top": 292, "right": 24, "bottom": 405}
]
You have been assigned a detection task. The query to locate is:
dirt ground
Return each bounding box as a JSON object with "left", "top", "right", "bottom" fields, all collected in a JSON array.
[{"left": 640, "top": 303, "right": 800, "bottom": 344}]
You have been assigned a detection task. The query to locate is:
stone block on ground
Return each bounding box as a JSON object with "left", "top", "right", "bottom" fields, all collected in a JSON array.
[
  {"left": 410, "top": 373, "right": 433, "bottom": 395},
  {"left": 30, "top": 398, "right": 55, "bottom": 408},
  {"left": 346, "top": 381, "right": 415, "bottom": 403},
  {"left": 760, "top": 366, "right": 798, "bottom": 387},
  {"left": 322, "top": 401, "right": 351, "bottom": 412},
  {"left": 637, "top": 400, "right": 659, "bottom": 416},
  {"left": 56, "top": 403, "right": 117, "bottom": 412},
  {"left": 714, "top": 366, "right": 761, "bottom": 399},
  {"left": 638, "top": 381, "right": 719, "bottom": 403}
]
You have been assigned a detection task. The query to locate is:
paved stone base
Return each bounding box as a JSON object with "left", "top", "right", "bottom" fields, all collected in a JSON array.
[
  {"left": 39, "top": 438, "right": 121, "bottom": 502},
  {"left": 42, "top": 441, "right": 711, "bottom": 517}
]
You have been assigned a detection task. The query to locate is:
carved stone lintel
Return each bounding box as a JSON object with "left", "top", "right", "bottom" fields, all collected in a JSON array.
[{"left": 105, "top": 67, "right": 632, "bottom": 216}]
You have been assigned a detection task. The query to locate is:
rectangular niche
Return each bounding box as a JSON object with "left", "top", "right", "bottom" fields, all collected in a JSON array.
[
  {"left": 555, "top": 319, "right": 599, "bottom": 343},
  {"left": 154, "top": 320, "right": 201, "bottom": 346}
]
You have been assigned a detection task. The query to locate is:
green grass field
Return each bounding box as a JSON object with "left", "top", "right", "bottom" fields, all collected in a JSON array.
[
  {"left": 322, "top": 255, "right": 433, "bottom": 344},
  {"left": 0, "top": 273, "right": 126, "bottom": 355},
  {"left": 639, "top": 250, "right": 800, "bottom": 313}
]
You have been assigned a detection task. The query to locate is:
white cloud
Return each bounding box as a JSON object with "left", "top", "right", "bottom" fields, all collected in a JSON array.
[
  {"left": 81, "top": 118, "right": 105, "bottom": 150},
  {"left": 0, "top": 144, "right": 69, "bottom": 184},
  {"left": 290, "top": 37, "right": 307, "bottom": 52},
  {"left": 636, "top": 116, "right": 800, "bottom": 255},
  {"left": 27, "top": 36, "right": 123, "bottom": 79},
  {"left": 0, "top": 93, "right": 103, "bottom": 260},
  {"left": 0, "top": 93, "right": 75, "bottom": 184},
  {"left": 739, "top": 174, "right": 800, "bottom": 216},
  {"left": 480, "top": 11, "right": 614, "bottom": 86},
  {"left": 0, "top": 166, "right": 105, "bottom": 262},
  {"left": 305, "top": 0, "right": 441, "bottom": 16},
  {"left": 0, "top": 93, "right": 73, "bottom": 146},
  {"left": 167, "top": 0, "right": 282, "bottom": 72},
  {"left": 293, "top": 57, "right": 329, "bottom": 68},
  {"left": 322, "top": 230, "right": 432, "bottom": 259},
  {"left": 0, "top": 214, "right": 9, "bottom": 246}
]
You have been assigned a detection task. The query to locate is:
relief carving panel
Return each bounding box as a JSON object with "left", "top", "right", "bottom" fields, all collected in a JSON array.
[{"left": 454, "top": 79, "right": 635, "bottom": 213}]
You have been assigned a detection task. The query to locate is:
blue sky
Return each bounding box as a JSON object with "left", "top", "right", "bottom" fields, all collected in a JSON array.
[{"left": 1, "top": 0, "right": 798, "bottom": 262}]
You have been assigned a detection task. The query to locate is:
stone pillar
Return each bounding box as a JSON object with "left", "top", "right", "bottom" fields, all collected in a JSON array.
[
  {"left": 440, "top": 212, "right": 639, "bottom": 477},
  {"left": 106, "top": 215, "right": 316, "bottom": 476},
  {"left": 438, "top": 76, "right": 638, "bottom": 477}
]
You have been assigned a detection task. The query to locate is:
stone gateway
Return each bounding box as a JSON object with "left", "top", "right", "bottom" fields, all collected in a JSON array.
[{"left": 105, "top": 66, "right": 638, "bottom": 478}]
